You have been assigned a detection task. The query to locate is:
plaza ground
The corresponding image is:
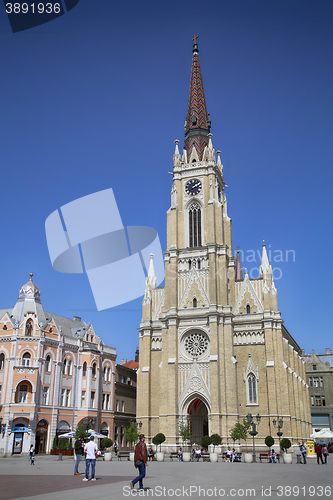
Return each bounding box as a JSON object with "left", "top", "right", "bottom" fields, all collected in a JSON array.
[{"left": 0, "top": 455, "right": 331, "bottom": 500}]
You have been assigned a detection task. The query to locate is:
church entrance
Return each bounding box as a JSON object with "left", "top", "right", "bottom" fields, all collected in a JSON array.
[{"left": 187, "top": 398, "right": 208, "bottom": 446}]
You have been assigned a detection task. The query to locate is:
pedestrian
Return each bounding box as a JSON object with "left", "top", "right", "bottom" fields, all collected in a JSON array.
[
  {"left": 130, "top": 434, "right": 148, "bottom": 491},
  {"left": 300, "top": 442, "right": 307, "bottom": 464},
  {"left": 74, "top": 436, "right": 84, "bottom": 475},
  {"left": 177, "top": 447, "right": 183, "bottom": 461},
  {"left": 29, "top": 445, "right": 34, "bottom": 465},
  {"left": 83, "top": 435, "right": 98, "bottom": 481},
  {"left": 270, "top": 449, "right": 277, "bottom": 463},
  {"left": 113, "top": 440, "right": 118, "bottom": 454},
  {"left": 315, "top": 443, "right": 324, "bottom": 464},
  {"left": 322, "top": 445, "right": 328, "bottom": 464},
  {"left": 195, "top": 446, "right": 201, "bottom": 461}
]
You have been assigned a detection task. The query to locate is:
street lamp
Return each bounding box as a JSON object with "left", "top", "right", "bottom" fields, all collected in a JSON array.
[
  {"left": 272, "top": 418, "right": 283, "bottom": 449},
  {"left": 247, "top": 413, "right": 261, "bottom": 462}
]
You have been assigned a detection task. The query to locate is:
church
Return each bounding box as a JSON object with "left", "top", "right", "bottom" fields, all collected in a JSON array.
[{"left": 137, "top": 38, "right": 311, "bottom": 449}]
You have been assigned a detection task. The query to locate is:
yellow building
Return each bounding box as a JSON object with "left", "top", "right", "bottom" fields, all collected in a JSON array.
[
  {"left": 137, "top": 40, "right": 311, "bottom": 450},
  {"left": 0, "top": 274, "right": 116, "bottom": 456}
]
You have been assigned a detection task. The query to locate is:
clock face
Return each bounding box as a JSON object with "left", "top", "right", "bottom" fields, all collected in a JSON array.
[{"left": 185, "top": 178, "right": 202, "bottom": 196}]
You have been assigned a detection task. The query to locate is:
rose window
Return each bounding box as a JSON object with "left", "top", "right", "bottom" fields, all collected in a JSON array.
[{"left": 184, "top": 332, "right": 208, "bottom": 357}]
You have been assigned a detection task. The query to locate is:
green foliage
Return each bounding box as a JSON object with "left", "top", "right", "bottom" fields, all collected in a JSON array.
[
  {"left": 280, "top": 438, "right": 292, "bottom": 451},
  {"left": 229, "top": 419, "right": 252, "bottom": 452},
  {"left": 152, "top": 433, "right": 166, "bottom": 451},
  {"left": 52, "top": 436, "right": 58, "bottom": 450},
  {"left": 101, "top": 438, "right": 113, "bottom": 450},
  {"left": 58, "top": 437, "right": 66, "bottom": 450},
  {"left": 178, "top": 420, "right": 193, "bottom": 448},
  {"left": 75, "top": 428, "right": 89, "bottom": 440},
  {"left": 68, "top": 438, "right": 73, "bottom": 450},
  {"left": 211, "top": 434, "right": 222, "bottom": 447},
  {"left": 265, "top": 436, "right": 274, "bottom": 448},
  {"left": 124, "top": 423, "right": 139, "bottom": 449},
  {"left": 201, "top": 435, "right": 212, "bottom": 449}
]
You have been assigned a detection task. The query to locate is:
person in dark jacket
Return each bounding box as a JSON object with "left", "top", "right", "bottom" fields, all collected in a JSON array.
[
  {"left": 315, "top": 443, "right": 324, "bottom": 464},
  {"left": 130, "top": 434, "right": 148, "bottom": 490},
  {"left": 74, "top": 437, "right": 84, "bottom": 475}
]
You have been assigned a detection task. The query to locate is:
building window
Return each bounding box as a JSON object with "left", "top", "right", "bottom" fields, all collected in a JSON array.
[
  {"left": 0, "top": 384, "right": 1, "bottom": 403},
  {"left": 121, "top": 401, "right": 125, "bottom": 412},
  {"left": 322, "top": 396, "right": 326, "bottom": 407},
  {"left": 246, "top": 305, "right": 251, "bottom": 314},
  {"left": 115, "top": 400, "right": 119, "bottom": 411},
  {"left": 102, "top": 393, "right": 106, "bottom": 410},
  {"left": 92, "top": 363, "right": 96, "bottom": 378},
  {"left": 193, "top": 298, "right": 197, "bottom": 308},
  {"left": 320, "top": 377, "right": 323, "bottom": 387},
  {"left": 309, "top": 377, "right": 313, "bottom": 387},
  {"left": 62, "top": 358, "right": 67, "bottom": 375},
  {"left": 61, "top": 389, "right": 66, "bottom": 406},
  {"left": 103, "top": 367, "right": 106, "bottom": 380},
  {"left": 18, "top": 384, "right": 28, "bottom": 403},
  {"left": 189, "top": 202, "right": 202, "bottom": 247},
  {"left": 81, "top": 391, "right": 86, "bottom": 407},
  {"left": 45, "top": 355, "right": 51, "bottom": 372},
  {"left": 66, "top": 389, "right": 71, "bottom": 407},
  {"left": 313, "top": 365, "right": 317, "bottom": 370},
  {"left": 313, "top": 377, "right": 319, "bottom": 387},
  {"left": 67, "top": 359, "right": 72, "bottom": 376},
  {"left": 42, "top": 387, "right": 49, "bottom": 405},
  {"left": 248, "top": 375, "right": 257, "bottom": 404},
  {"left": 22, "top": 352, "right": 31, "bottom": 366},
  {"left": 107, "top": 367, "right": 111, "bottom": 382},
  {"left": 310, "top": 396, "right": 314, "bottom": 406},
  {"left": 0, "top": 353, "right": 4, "bottom": 370},
  {"left": 90, "top": 391, "right": 95, "bottom": 408},
  {"left": 106, "top": 394, "right": 110, "bottom": 410},
  {"left": 315, "top": 396, "right": 322, "bottom": 406},
  {"left": 83, "top": 362, "right": 87, "bottom": 377}
]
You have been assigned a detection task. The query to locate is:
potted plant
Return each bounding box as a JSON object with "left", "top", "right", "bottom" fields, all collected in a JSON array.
[
  {"left": 210, "top": 434, "right": 221, "bottom": 462},
  {"left": 51, "top": 436, "right": 58, "bottom": 455},
  {"left": 124, "top": 422, "right": 139, "bottom": 461},
  {"left": 101, "top": 438, "right": 113, "bottom": 461},
  {"left": 178, "top": 420, "right": 193, "bottom": 462},
  {"left": 67, "top": 438, "right": 74, "bottom": 456},
  {"left": 280, "top": 438, "right": 292, "bottom": 463},
  {"left": 230, "top": 419, "right": 252, "bottom": 462},
  {"left": 152, "top": 433, "right": 166, "bottom": 461}
]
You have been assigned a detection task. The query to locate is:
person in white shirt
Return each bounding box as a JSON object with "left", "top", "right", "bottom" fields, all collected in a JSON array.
[{"left": 83, "top": 436, "right": 98, "bottom": 481}]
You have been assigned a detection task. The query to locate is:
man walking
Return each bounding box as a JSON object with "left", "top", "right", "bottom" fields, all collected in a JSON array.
[
  {"left": 74, "top": 436, "right": 84, "bottom": 475},
  {"left": 315, "top": 443, "right": 324, "bottom": 464},
  {"left": 83, "top": 436, "right": 98, "bottom": 481},
  {"left": 130, "top": 434, "right": 148, "bottom": 491}
]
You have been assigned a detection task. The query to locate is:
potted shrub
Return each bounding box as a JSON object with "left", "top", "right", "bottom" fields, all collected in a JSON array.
[
  {"left": 101, "top": 438, "right": 113, "bottom": 461},
  {"left": 280, "top": 438, "right": 292, "bottom": 464},
  {"left": 230, "top": 419, "right": 252, "bottom": 462},
  {"left": 124, "top": 422, "right": 139, "bottom": 461},
  {"left": 178, "top": 420, "right": 193, "bottom": 462},
  {"left": 152, "top": 433, "right": 166, "bottom": 461},
  {"left": 210, "top": 434, "right": 221, "bottom": 462},
  {"left": 67, "top": 438, "right": 74, "bottom": 456},
  {"left": 51, "top": 436, "right": 58, "bottom": 455}
]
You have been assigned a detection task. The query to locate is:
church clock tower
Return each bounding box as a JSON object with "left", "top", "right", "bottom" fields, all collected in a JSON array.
[{"left": 137, "top": 38, "right": 311, "bottom": 449}]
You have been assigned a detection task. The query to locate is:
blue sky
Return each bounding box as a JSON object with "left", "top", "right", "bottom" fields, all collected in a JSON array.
[{"left": 0, "top": 0, "right": 332, "bottom": 361}]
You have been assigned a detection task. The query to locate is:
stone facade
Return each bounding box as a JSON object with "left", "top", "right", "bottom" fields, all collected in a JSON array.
[
  {"left": 137, "top": 41, "right": 312, "bottom": 450},
  {"left": 114, "top": 361, "right": 137, "bottom": 449},
  {"left": 302, "top": 349, "right": 333, "bottom": 432},
  {"left": 0, "top": 275, "right": 116, "bottom": 456}
]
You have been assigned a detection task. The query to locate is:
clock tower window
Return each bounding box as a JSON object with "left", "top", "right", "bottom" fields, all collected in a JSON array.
[{"left": 189, "top": 201, "right": 202, "bottom": 247}]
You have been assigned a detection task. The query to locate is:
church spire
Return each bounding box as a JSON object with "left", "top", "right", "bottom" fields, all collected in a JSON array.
[
  {"left": 235, "top": 247, "right": 243, "bottom": 280},
  {"left": 184, "top": 35, "right": 211, "bottom": 162}
]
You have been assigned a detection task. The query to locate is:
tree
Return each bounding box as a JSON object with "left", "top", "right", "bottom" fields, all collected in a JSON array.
[
  {"left": 201, "top": 435, "right": 212, "bottom": 450},
  {"left": 211, "top": 434, "right": 222, "bottom": 451},
  {"left": 280, "top": 438, "right": 292, "bottom": 452},
  {"left": 178, "top": 420, "right": 193, "bottom": 451},
  {"left": 152, "top": 433, "right": 166, "bottom": 452},
  {"left": 75, "top": 427, "right": 89, "bottom": 440},
  {"left": 265, "top": 436, "right": 274, "bottom": 449},
  {"left": 124, "top": 422, "right": 139, "bottom": 450},
  {"left": 229, "top": 419, "right": 251, "bottom": 452},
  {"left": 101, "top": 438, "right": 113, "bottom": 450},
  {"left": 52, "top": 436, "right": 58, "bottom": 450}
]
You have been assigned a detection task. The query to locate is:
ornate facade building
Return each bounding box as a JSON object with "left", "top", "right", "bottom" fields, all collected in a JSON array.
[
  {"left": 137, "top": 40, "right": 311, "bottom": 448},
  {"left": 0, "top": 274, "right": 116, "bottom": 456}
]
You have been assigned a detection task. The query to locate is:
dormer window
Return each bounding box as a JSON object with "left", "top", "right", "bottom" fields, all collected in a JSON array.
[{"left": 3, "top": 324, "right": 7, "bottom": 330}]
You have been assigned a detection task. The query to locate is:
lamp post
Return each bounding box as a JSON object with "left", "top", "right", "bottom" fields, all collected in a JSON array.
[
  {"left": 247, "top": 413, "right": 261, "bottom": 462},
  {"left": 272, "top": 418, "right": 283, "bottom": 450}
]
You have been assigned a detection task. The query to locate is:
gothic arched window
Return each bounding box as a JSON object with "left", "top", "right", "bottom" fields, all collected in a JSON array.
[
  {"left": 193, "top": 298, "right": 197, "bottom": 308},
  {"left": 62, "top": 358, "right": 67, "bottom": 375},
  {"left": 82, "top": 362, "right": 87, "bottom": 377},
  {"left": 67, "top": 359, "right": 72, "bottom": 376},
  {"left": 92, "top": 362, "right": 96, "bottom": 378},
  {"left": 22, "top": 352, "right": 31, "bottom": 366},
  {"left": 0, "top": 353, "right": 4, "bottom": 370},
  {"left": 246, "top": 305, "right": 251, "bottom": 314},
  {"left": 45, "top": 355, "right": 51, "bottom": 372},
  {"left": 248, "top": 374, "right": 257, "bottom": 404},
  {"left": 189, "top": 201, "right": 202, "bottom": 248}
]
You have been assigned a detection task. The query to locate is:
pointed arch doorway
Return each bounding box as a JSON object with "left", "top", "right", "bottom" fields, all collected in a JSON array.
[{"left": 187, "top": 398, "right": 208, "bottom": 445}]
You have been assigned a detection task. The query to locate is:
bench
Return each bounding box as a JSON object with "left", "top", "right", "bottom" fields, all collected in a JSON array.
[
  {"left": 220, "top": 452, "right": 242, "bottom": 462},
  {"left": 259, "top": 453, "right": 280, "bottom": 463},
  {"left": 117, "top": 451, "right": 130, "bottom": 461},
  {"left": 201, "top": 452, "right": 210, "bottom": 462},
  {"left": 169, "top": 452, "right": 179, "bottom": 461}
]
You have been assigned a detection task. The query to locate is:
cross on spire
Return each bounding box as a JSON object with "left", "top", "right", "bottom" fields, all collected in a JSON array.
[{"left": 192, "top": 34, "right": 199, "bottom": 45}]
